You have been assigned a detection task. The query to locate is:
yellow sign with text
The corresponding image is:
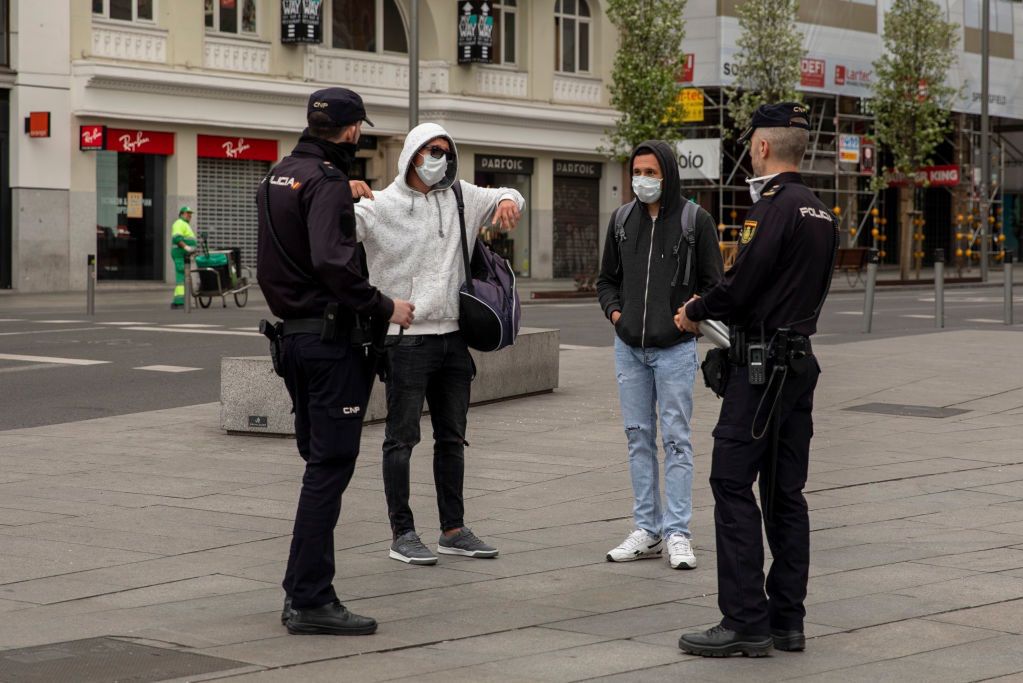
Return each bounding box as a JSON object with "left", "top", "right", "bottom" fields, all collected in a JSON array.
[{"left": 680, "top": 88, "right": 704, "bottom": 123}]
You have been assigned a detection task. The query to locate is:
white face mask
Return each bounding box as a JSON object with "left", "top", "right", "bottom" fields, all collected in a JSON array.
[
  {"left": 746, "top": 173, "right": 779, "bottom": 203},
  {"left": 415, "top": 152, "right": 448, "bottom": 187},
  {"left": 631, "top": 175, "right": 663, "bottom": 204}
]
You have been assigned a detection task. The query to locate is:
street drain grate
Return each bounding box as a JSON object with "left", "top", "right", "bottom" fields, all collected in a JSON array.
[
  {"left": 0, "top": 637, "right": 249, "bottom": 682},
  {"left": 843, "top": 402, "right": 969, "bottom": 419}
]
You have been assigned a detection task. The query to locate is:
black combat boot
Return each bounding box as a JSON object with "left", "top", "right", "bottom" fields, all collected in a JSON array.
[
  {"left": 678, "top": 624, "right": 773, "bottom": 657},
  {"left": 771, "top": 629, "right": 806, "bottom": 652},
  {"left": 286, "top": 599, "right": 377, "bottom": 636}
]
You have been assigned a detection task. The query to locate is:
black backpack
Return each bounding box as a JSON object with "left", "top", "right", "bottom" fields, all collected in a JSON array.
[{"left": 614, "top": 199, "right": 700, "bottom": 288}]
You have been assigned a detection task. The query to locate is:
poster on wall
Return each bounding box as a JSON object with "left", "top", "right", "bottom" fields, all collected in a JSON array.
[
  {"left": 838, "top": 134, "right": 861, "bottom": 164},
  {"left": 457, "top": 1, "right": 494, "bottom": 64},
  {"left": 281, "top": 0, "right": 323, "bottom": 44}
]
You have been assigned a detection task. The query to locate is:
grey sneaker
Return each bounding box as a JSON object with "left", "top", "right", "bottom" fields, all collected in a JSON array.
[
  {"left": 437, "top": 527, "right": 498, "bottom": 558},
  {"left": 389, "top": 530, "right": 438, "bottom": 565}
]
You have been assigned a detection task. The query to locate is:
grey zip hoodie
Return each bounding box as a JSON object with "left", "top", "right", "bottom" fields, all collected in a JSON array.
[{"left": 354, "top": 123, "right": 525, "bottom": 335}]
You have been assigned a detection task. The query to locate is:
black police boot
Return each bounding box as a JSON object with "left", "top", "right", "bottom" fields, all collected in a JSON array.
[
  {"left": 771, "top": 629, "right": 806, "bottom": 652},
  {"left": 678, "top": 625, "right": 773, "bottom": 658},
  {"left": 286, "top": 599, "right": 377, "bottom": 636},
  {"left": 280, "top": 595, "right": 296, "bottom": 625}
]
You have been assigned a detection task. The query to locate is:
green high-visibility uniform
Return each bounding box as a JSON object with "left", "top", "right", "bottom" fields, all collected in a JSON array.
[{"left": 170, "top": 218, "right": 197, "bottom": 305}]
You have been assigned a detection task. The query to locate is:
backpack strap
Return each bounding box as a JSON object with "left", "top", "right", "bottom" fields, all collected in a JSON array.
[
  {"left": 614, "top": 200, "right": 636, "bottom": 244},
  {"left": 672, "top": 200, "right": 699, "bottom": 288},
  {"left": 452, "top": 181, "right": 474, "bottom": 295}
]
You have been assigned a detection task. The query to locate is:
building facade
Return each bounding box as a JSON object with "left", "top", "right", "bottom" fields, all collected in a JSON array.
[
  {"left": 677, "top": 0, "right": 1023, "bottom": 269},
  {"left": 1, "top": 0, "right": 623, "bottom": 292}
]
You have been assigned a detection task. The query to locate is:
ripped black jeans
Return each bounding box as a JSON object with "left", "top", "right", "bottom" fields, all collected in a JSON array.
[{"left": 381, "top": 332, "right": 475, "bottom": 538}]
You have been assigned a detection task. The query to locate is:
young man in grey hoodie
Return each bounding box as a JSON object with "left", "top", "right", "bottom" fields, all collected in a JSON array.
[{"left": 352, "top": 123, "right": 525, "bottom": 565}]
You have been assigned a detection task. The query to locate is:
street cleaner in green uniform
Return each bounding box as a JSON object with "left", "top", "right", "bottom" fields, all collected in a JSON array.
[{"left": 170, "top": 206, "right": 197, "bottom": 309}]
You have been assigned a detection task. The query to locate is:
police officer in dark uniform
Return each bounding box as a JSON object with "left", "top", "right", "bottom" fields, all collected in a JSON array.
[
  {"left": 674, "top": 103, "right": 838, "bottom": 657},
  {"left": 257, "top": 88, "right": 415, "bottom": 636}
]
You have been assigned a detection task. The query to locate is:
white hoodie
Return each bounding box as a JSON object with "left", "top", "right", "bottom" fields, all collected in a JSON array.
[{"left": 354, "top": 123, "right": 525, "bottom": 336}]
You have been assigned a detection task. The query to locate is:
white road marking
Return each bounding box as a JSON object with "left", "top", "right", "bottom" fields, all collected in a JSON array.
[
  {"left": 966, "top": 318, "right": 1006, "bottom": 324},
  {"left": 134, "top": 365, "right": 202, "bottom": 373},
  {"left": 835, "top": 311, "right": 863, "bottom": 316},
  {"left": 164, "top": 323, "right": 223, "bottom": 329},
  {"left": 0, "top": 363, "right": 61, "bottom": 374},
  {"left": 124, "top": 326, "right": 262, "bottom": 337},
  {"left": 97, "top": 322, "right": 151, "bottom": 326},
  {"left": 901, "top": 314, "right": 934, "bottom": 319},
  {"left": 0, "top": 327, "right": 103, "bottom": 337},
  {"left": 0, "top": 353, "right": 109, "bottom": 366},
  {"left": 36, "top": 320, "right": 88, "bottom": 324},
  {"left": 560, "top": 344, "right": 600, "bottom": 351},
  {"left": 0, "top": 318, "right": 26, "bottom": 322}
]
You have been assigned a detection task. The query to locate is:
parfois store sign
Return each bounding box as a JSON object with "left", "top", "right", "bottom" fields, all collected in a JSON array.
[{"left": 198, "top": 135, "right": 279, "bottom": 162}]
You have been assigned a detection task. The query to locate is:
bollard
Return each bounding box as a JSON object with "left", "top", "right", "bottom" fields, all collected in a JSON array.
[
  {"left": 934, "top": 249, "right": 945, "bottom": 329},
  {"left": 862, "top": 248, "right": 879, "bottom": 333},
  {"left": 86, "top": 254, "right": 96, "bottom": 316},
  {"left": 1006, "top": 253, "right": 1015, "bottom": 325},
  {"left": 184, "top": 251, "right": 192, "bottom": 315}
]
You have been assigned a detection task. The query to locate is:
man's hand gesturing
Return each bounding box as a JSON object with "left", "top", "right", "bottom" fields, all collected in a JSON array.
[
  {"left": 349, "top": 181, "right": 374, "bottom": 201},
  {"left": 492, "top": 200, "right": 521, "bottom": 232}
]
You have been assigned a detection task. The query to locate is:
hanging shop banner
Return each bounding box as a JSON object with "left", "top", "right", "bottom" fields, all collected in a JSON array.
[
  {"left": 675, "top": 138, "right": 722, "bottom": 181},
  {"left": 678, "top": 53, "right": 695, "bottom": 83},
  {"left": 80, "top": 125, "right": 106, "bottom": 150},
  {"left": 679, "top": 88, "right": 704, "bottom": 123},
  {"left": 104, "top": 129, "right": 175, "bottom": 155},
  {"left": 838, "top": 134, "right": 861, "bottom": 164},
  {"left": 281, "top": 0, "right": 323, "bottom": 44},
  {"left": 457, "top": 1, "right": 495, "bottom": 64},
  {"left": 888, "top": 165, "right": 961, "bottom": 187},
  {"left": 860, "top": 140, "right": 876, "bottom": 176},
  {"left": 475, "top": 154, "right": 534, "bottom": 175},
  {"left": 800, "top": 58, "right": 826, "bottom": 89},
  {"left": 554, "top": 159, "right": 602, "bottom": 179},
  {"left": 198, "top": 135, "right": 279, "bottom": 162}
]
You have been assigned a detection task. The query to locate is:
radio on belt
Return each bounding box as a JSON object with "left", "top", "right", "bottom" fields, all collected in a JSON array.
[{"left": 747, "top": 343, "right": 767, "bottom": 385}]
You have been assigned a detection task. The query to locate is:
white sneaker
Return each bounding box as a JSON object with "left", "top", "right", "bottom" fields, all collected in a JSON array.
[
  {"left": 606, "top": 529, "right": 663, "bottom": 562},
  {"left": 667, "top": 533, "right": 697, "bottom": 570}
]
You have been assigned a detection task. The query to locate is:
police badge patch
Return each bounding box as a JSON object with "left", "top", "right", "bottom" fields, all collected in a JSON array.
[{"left": 741, "top": 220, "right": 758, "bottom": 244}]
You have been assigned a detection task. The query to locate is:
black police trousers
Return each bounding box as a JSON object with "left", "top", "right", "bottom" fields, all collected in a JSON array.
[
  {"left": 710, "top": 358, "right": 821, "bottom": 635},
  {"left": 280, "top": 333, "right": 372, "bottom": 610}
]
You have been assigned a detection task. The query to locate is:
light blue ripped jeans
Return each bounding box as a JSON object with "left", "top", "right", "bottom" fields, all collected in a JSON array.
[{"left": 614, "top": 336, "right": 698, "bottom": 539}]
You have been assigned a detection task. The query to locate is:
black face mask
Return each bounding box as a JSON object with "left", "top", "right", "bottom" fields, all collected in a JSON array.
[{"left": 301, "top": 129, "right": 357, "bottom": 173}]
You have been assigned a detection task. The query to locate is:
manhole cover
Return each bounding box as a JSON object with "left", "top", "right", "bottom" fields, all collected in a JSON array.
[
  {"left": 843, "top": 402, "right": 969, "bottom": 419},
  {"left": 0, "top": 637, "right": 248, "bottom": 682}
]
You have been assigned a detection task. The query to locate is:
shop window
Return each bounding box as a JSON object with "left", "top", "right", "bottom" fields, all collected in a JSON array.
[
  {"left": 205, "top": 0, "right": 257, "bottom": 35},
  {"left": 555, "top": 0, "right": 590, "bottom": 74},
  {"left": 492, "top": 0, "right": 518, "bottom": 66},
  {"left": 93, "top": 0, "right": 154, "bottom": 22},
  {"left": 331, "top": 0, "right": 408, "bottom": 53},
  {"left": 95, "top": 151, "right": 167, "bottom": 281}
]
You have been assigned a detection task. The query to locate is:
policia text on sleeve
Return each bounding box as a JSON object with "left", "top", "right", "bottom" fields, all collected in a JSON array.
[
  {"left": 677, "top": 103, "right": 839, "bottom": 657},
  {"left": 255, "top": 87, "right": 412, "bottom": 637}
]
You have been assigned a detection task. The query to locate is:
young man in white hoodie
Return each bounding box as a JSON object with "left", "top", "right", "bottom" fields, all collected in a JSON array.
[{"left": 352, "top": 123, "right": 524, "bottom": 565}]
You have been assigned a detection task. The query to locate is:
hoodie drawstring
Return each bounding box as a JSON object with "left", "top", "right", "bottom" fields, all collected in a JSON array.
[{"left": 434, "top": 193, "right": 444, "bottom": 238}]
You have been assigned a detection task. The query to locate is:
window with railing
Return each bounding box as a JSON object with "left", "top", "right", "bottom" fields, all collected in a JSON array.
[
  {"left": 555, "top": 0, "right": 591, "bottom": 74},
  {"left": 92, "top": 0, "right": 155, "bottom": 22},
  {"left": 331, "top": 0, "right": 408, "bottom": 53},
  {"left": 205, "top": 0, "right": 257, "bottom": 35}
]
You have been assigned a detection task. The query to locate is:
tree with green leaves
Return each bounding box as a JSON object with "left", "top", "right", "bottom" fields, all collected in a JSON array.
[
  {"left": 604, "top": 0, "right": 688, "bottom": 161},
  {"left": 869, "top": 0, "right": 958, "bottom": 277},
  {"left": 725, "top": 0, "right": 804, "bottom": 138}
]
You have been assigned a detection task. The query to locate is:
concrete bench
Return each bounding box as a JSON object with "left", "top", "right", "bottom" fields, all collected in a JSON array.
[{"left": 221, "top": 327, "right": 561, "bottom": 436}]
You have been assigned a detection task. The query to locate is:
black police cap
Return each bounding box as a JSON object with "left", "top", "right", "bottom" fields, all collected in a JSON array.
[
  {"left": 738, "top": 102, "right": 810, "bottom": 145},
  {"left": 307, "top": 87, "right": 375, "bottom": 128}
]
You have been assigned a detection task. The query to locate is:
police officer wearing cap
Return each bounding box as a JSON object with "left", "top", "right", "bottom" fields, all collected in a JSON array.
[
  {"left": 257, "top": 87, "right": 415, "bottom": 636},
  {"left": 674, "top": 103, "right": 838, "bottom": 657}
]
